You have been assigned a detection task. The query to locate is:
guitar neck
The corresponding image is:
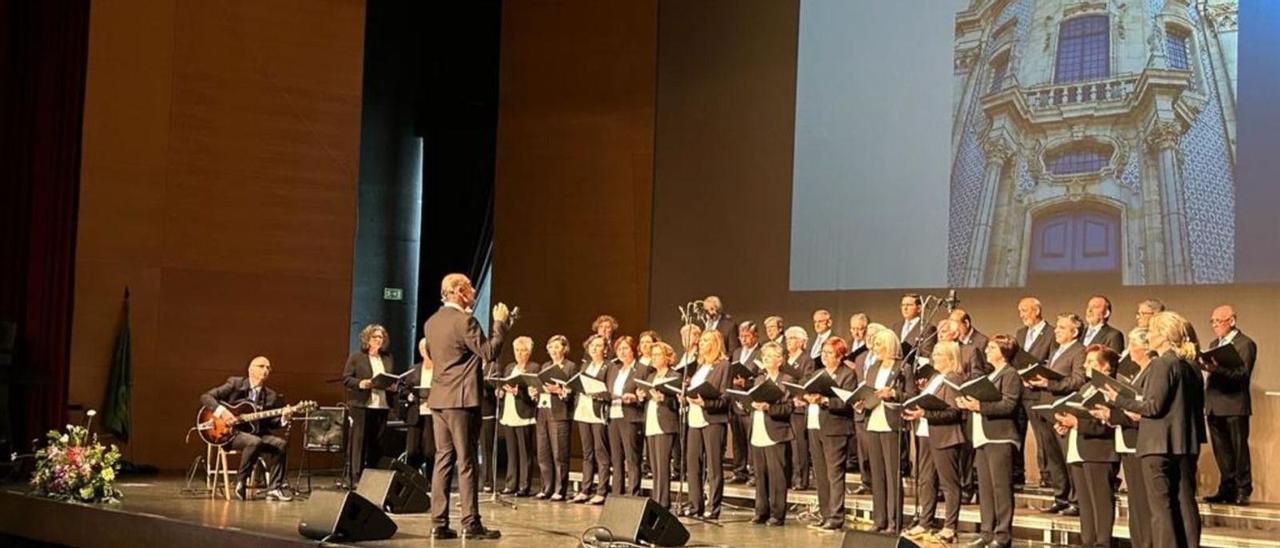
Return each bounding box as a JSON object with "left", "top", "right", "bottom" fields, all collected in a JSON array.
[{"left": 238, "top": 404, "right": 293, "bottom": 423}]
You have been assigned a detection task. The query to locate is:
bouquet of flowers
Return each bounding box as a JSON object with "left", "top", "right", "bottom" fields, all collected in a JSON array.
[{"left": 30, "top": 425, "right": 123, "bottom": 503}]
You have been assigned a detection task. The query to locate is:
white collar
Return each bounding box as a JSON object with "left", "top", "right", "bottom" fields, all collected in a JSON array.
[{"left": 443, "top": 301, "right": 467, "bottom": 313}]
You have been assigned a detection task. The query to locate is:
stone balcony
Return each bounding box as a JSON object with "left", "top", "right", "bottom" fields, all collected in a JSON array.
[{"left": 981, "top": 67, "right": 1195, "bottom": 125}]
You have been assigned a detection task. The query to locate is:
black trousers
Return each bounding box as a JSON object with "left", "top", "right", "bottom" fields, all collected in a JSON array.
[
  {"left": 535, "top": 412, "right": 571, "bottom": 497},
  {"left": 608, "top": 418, "right": 644, "bottom": 496},
  {"left": 501, "top": 423, "right": 534, "bottom": 493},
  {"left": 809, "top": 431, "right": 850, "bottom": 522},
  {"left": 576, "top": 421, "right": 610, "bottom": 496},
  {"left": 647, "top": 433, "right": 675, "bottom": 509},
  {"left": 1071, "top": 461, "right": 1116, "bottom": 548},
  {"left": 975, "top": 443, "right": 1016, "bottom": 546},
  {"left": 405, "top": 415, "right": 436, "bottom": 487},
  {"left": 920, "top": 444, "right": 962, "bottom": 532},
  {"left": 229, "top": 431, "right": 287, "bottom": 489},
  {"left": 348, "top": 406, "right": 388, "bottom": 482},
  {"left": 1122, "top": 452, "right": 1152, "bottom": 548},
  {"left": 730, "top": 413, "right": 751, "bottom": 479},
  {"left": 685, "top": 423, "right": 726, "bottom": 515},
  {"left": 1143, "top": 453, "right": 1201, "bottom": 548},
  {"left": 788, "top": 414, "right": 810, "bottom": 487},
  {"left": 479, "top": 416, "right": 496, "bottom": 491},
  {"left": 1030, "top": 406, "right": 1071, "bottom": 504},
  {"left": 854, "top": 420, "right": 873, "bottom": 489},
  {"left": 751, "top": 443, "right": 788, "bottom": 521},
  {"left": 1207, "top": 414, "right": 1252, "bottom": 498},
  {"left": 867, "top": 430, "right": 903, "bottom": 531},
  {"left": 431, "top": 408, "right": 482, "bottom": 529},
  {"left": 914, "top": 436, "right": 936, "bottom": 525},
  {"left": 1013, "top": 403, "right": 1029, "bottom": 484}
]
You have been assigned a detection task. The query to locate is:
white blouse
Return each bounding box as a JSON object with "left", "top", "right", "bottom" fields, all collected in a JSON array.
[{"left": 368, "top": 355, "right": 389, "bottom": 409}]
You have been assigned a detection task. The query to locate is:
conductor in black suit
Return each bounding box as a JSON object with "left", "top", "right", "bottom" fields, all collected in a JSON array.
[
  {"left": 201, "top": 356, "right": 294, "bottom": 501},
  {"left": 1203, "top": 305, "right": 1256, "bottom": 505},
  {"left": 1025, "top": 313, "right": 1087, "bottom": 515},
  {"left": 422, "top": 273, "right": 509, "bottom": 540},
  {"left": 342, "top": 324, "right": 396, "bottom": 482},
  {"left": 1081, "top": 295, "right": 1125, "bottom": 354}
]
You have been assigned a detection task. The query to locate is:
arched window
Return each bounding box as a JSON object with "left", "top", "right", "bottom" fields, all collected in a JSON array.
[
  {"left": 1166, "top": 26, "right": 1191, "bottom": 70},
  {"left": 1046, "top": 142, "right": 1112, "bottom": 175},
  {"left": 1054, "top": 15, "right": 1110, "bottom": 84},
  {"left": 989, "top": 52, "right": 1011, "bottom": 93}
]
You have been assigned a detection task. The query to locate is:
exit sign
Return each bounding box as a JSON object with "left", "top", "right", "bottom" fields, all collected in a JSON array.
[{"left": 383, "top": 288, "right": 404, "bottom": 301}]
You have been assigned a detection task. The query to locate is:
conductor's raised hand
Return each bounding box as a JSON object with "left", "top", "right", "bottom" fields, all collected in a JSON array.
[{"left": 493, "top": 302, "right": 510, "bottom": 323}]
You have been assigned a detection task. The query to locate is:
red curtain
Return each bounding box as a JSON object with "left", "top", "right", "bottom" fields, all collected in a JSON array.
[{"left": 0, "top": 0, "right": 91, "bottom": 448}]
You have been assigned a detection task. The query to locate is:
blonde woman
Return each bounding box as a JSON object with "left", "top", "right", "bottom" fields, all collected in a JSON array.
[
  {"left": 748, "top": 341, "right": 795, "bottom": 525},
  {"left": 1101, "top": 311, "right": 1204, "bottom": 548},
  {"left": 902, "top": 341, "right": 966, "bottom": 542},
  {"left": 682, "top": 330, "right": 731, "bottom": 519},
  {"left": 342, "top": 324, "right": 396, "bottom": 481},
  {"left": 856, "top": 328, "right": 906, "bottom": 534}
]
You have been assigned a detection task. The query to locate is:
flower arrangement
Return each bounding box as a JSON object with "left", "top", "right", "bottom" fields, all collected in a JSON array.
[{"left": 30, "top": 425, "right": 123, "bottom": 503}]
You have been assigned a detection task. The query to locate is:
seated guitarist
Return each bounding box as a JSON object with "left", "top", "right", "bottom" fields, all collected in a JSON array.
[{"left": 200, "top": 355, "right": 294, "bottom": 501}]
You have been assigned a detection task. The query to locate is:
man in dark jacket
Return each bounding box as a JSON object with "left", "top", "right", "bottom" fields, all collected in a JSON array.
[{"left": 200, "top": 356, "right": 294, "bottom": 501}]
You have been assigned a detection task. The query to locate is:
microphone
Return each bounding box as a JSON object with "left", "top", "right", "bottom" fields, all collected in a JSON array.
[
  {"left": 944, "top": 289, "right": 960, "bottom": 312},
  {"left": 509, "top": 305, "right": 520, "bottom": 323}
]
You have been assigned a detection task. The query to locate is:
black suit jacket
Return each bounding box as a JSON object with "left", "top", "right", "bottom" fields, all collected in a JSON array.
[
  {"left": 496, "top": 362, "right": 538, "bottom": 422},
  {"left": 1015, "top": 322, "right": 1055, "bottom": 363},
  {"left": 920, "top": 377, "right": 966, "bottom": 449},
  {"left": 785, "top": 353, "right": 816, "bottom": 415},
  {"left": 201, "top": 376, "right": 285, "bottom": 429},
  {"left": 893, "top": 318, "right": 937, "bottom": 359},
  {"left": 536, "top": 359, "right": 578, "bottom": 421},
  {"left": 342, "top": 352, "right": 395, "bottom": 408},
  {"left": 1071, "top": 413, "right": 1119, "bottom": 463},
  {"left": 645, "top": 368, "right": 682, "bottom": 433},
  {"left": 689, "top": 360, "right": 731, "bottom": 424},
  {"left": 748, "top": 372, "right": 795, "bottom": 444},
  {"left": 810, "top": 366, "right": 858, "bottom": 437},
  {"left": 860, "top": 359, "right": 907, "bottom": 430},
  {"left": 1041, "top": 341, "right": 1087, "bottom": 399},
  {"left": 705, "top": 314, "right": 740, "bottom": 356},
  {"left": 1082, "top": 323, "right": 1125, "bottom": 355},
  {"left": 1114, "top": 351, "right": 1205, "bottom": 457},
  {"left": 575, "top": 360, "right": 612, "bottom": 421},
  {"left": 403, "top": 364, "right": 432, "bottom": 424},
  {"left": 423, "top": 305, "right": 508, "bottom": 409},
  {"left": 973, "top": 365, "right": 1023, "bottom": 443},
  {"left": 1205, "top": 330, "right": 1256, "bottom": 417},
  {"left": 605, "top": 362, "right": 647, "bottom": 423},
  {"left": 1109, "top": 365, "right": 1148, "bottom": 449}
]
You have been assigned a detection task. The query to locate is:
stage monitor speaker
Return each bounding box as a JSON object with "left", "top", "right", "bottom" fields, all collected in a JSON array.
[
  {"left": 594, "top": 495, "right": 689, "bottom": 547},
  {"left": 298, "top": 490, "right": 397, "bottom": 542},
  {"left": 304, "top": 406, "right": 346, "bottom": 452},
  {"left": 356, "top": 464, "right": 430, "bottom": 514},
  {"left": 840, "top": 530, "right": 922, "bottom": 547}
]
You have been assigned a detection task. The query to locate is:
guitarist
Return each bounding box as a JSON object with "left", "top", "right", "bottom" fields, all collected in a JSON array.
[{"left": 200, "top": 355, "right": 294, "bottom": 501}]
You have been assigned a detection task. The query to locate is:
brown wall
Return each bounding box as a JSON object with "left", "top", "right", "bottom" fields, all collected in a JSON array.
[
  {"left": 70, "top": 0, "right": 365, "bottom": 470},
  {"left": 493, "top": 0, "right": 657, "bottom": 352},
  {"left": 647, "top": 0, "right": 1280, "bottom": 502}
]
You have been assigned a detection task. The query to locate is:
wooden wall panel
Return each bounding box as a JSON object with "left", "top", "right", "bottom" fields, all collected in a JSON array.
[{"left": 70, "top": 0, "right": 365, "bottom": 469}]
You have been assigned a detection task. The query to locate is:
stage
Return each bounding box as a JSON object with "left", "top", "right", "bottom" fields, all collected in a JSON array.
[{"left": 3, "top": 474, "right": 1278, "bottom": 547}]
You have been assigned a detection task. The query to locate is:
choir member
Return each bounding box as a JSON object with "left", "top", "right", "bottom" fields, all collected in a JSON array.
[
  {"left": 497, "top": 337, "right": 537, "bottom": 496},
  {"left": 703, "top": 296, "right": 740, "bottom": 356},
  {"left": 857, "top": 328, "right": 906, "bottom": 534},
  {"left": 729, "top": 321, "right": 761, "bottom": 484},
  {"left": 1135, "top": 299, "right": 1165, "bottom": 330},
  {"left": 682, "top": 330, "right": 731, "bottom": 519},
  {"left": 1102, "top": 311, "right": 1205, "bottom": 548},
  {"left": 606, "top": 336, "right": 646, "bottom": 497},
  {"left": 643, "top": 342, "right": 682, "bottom": 509},
  {"left": 955, "top": 335, "right": 1023, "bottom": 548},
  {"left": 1203, "top": 305, "right": 1256, "bottom": 506},
  {"left": 894, "top": 293, "right": 937, "bottom": 358},
  {"left": 637, "top": 330, "right": 661, "bottom": 368},
  {"left": 1082, "top": 295, "right": 1125, "bottom": 354},
  {"left": 783, "top": 326, "right": 816, "bottom": 490},
  {"left": 808, "top": 309, "right": 834, "bottom": 364},
  {"left": 903, "top": 341, "right": 965, "bottom": 542},
  {"left": 1015, "top": 297, "right": 1054, "bottom": 488},
  {"left": 1092, "top": 330, "right": 1156, "bottom": 548},
  {"left": 593, "top": 315, "right": 619, "bottom": 360},
  {"left": 805, "top": 336, "right": 858, "bottom": 531},
  {"left": 850, "top": 319, "right": 882, "bottom": 495},
  {"left": 1025, "top": 313, "right": 1086, "bottom": 515},
  {"left": 404, "top": 338, "right": 436, "bottom": 488},
  {"left": 342, "top": 324, "right": 396, "bottom": 482},
  {"left": 1055, "top": 345, "right": 1119, "bottom": 548},
  {"left": 571, "top": 335, "right": 611, "bottom": 504},
  {"left": 764, "top": 315, "right": 785, "bottom": 346},
  {"left": 534, "top": 335, "right": 576, "bottom": 501},
  {"left": 747, "top": 342, "right": 794, "bottom": 526}
]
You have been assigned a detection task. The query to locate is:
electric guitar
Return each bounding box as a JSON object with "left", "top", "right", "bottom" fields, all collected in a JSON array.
[{"left": 195, "top": 399, "right": 317, "bottom": 446}]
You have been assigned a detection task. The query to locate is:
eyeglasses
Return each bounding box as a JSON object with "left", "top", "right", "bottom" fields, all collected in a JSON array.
[{"left": 1209, "top": 318, "right": 1231, "bottom": 326}]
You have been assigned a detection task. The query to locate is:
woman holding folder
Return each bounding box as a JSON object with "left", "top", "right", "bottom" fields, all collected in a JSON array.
[
  {"left": 497, "top": 337, "right": 539, "bottom": 496},
  {"left": 856, "top": 328, "right": 907, "bottom": 534},
  {"left": 746, "top": 341, "right": 794, "bottom": 525},
  {"left": 571, "top": 335, "right": 612, "bottom": 504},
  {"left": 534, "top": 335, "right": 576, "bottom": 501},
  {"left": 955, "top": 334, "right": 1023, "bottom": 548},
  {"left": 606, "top": 336, "right": 646, "bottom": 496},
  {"left": 902, "top": 341, "right": 966, "bottom": 542},
  {"left": 642, "top": 342, "right": 681, "bottom": 509},
  {"left": 1090, "top": 328, "right": 1155, "bottom": 548},
  {"left": 1054, "top": 345, "right": 1119, "bottom": 548},
  {"left": 682, "top": 330, "right": 731, "bottom": 519},
  {"left": 803, "top": 336, "right": 858, "bottom": 530}
]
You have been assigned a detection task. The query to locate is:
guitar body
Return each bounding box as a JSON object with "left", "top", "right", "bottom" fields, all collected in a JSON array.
[{"left": 196, "top": 400, "right": 262, "bottom": 446}]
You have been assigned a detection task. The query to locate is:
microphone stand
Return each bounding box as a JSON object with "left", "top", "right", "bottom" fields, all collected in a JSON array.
[{"left": 480, "top": 309, "right": 520, "bottom": 509}]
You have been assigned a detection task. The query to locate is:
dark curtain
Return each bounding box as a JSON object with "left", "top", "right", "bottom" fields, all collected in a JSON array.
[{"left": 0, "top": 0, "right": 92, "bottom": 449}]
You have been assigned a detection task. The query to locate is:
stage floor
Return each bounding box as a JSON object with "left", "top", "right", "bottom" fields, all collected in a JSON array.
[{"left": 0, "top": 475, "right": 1055, "bottom": 547}]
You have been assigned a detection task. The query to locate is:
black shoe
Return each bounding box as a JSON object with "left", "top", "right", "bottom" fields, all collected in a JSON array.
[
  {"left": 1059, "top": 504, "right": 1080, "bottom": 516},
  {"left": 432, "top": 526, "right": 458, "bottom": 540},
  {"left": 821, "top": 519, "right": 843, "bottom": 530},
  {"left": 766, "top": 518, "right": 784, "bottom": 527},
  {"left": 1043, "top": 501, "right": 1069, "bottom": 514},
  {"left": 1205, "top": 492, "right": 1232, "bottom": 504},
  {"left": 730, "top": 475, "right": 749, "bottom": 484},
  {"left": 853, "top": 485, "right": 871, "bottom": 495},
  {"left": 751, "top": 516, "right": 768, "bottom": 525},
  {"left": 515, "top": 490, "right": 531, "bottom": 497},
  {"left": 265, "top": 487, "right": 293, "bottom": 502},
  {"left": 233, "top": 481, "right": 247, "bottom": 501},
  {"left": 1233, "top": 495, "right": 1251, "bottom": 506},
  {"left": 463, "top": 525, "right": 502, "bottom": 540}
]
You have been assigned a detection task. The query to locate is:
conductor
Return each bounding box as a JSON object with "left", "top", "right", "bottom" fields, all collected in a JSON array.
[{"left": 424, "top": 273, "right": 510, "bottom": 540}]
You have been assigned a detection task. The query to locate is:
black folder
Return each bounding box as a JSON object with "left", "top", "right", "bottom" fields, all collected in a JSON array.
[
  {"left": 782, "top": 371, "right": 837, "bottom": 398},
  {"left": 904, "top": 392, "right": 950, "bottom": 411},
  {"left": 371, "top": 370, "right": 412, "bottom": 390},
  {"left": 1198, "top": 343, "right": 1246, "bottom": 372},
  {"left": 686, "top": 380, "right": 721, "bottom": 400},
  {"left": 944, "top": 376, "right": 1003, "bottom": 402},
  {"left": 1018, "top": 363, "right": 1064, "bottom": 382},
  {"left": 1088, "top": 373, "right": 1136, "bottom": 401},
  {"left": 724, "top": 378, "right": 786, "bottom": 406}
]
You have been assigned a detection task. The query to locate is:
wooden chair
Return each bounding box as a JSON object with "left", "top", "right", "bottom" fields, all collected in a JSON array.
[{"left": 205, "top": 443, "right": 268, "bottom": 500}]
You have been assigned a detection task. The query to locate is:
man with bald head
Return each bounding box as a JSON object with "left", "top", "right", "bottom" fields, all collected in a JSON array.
[
  {"left": 424, "top": 273, "right": 510, "bottom": 539},
  {"left": 703, "top": 296, "right": 740, "bottom": 355},
  {"left": 1203, "top": 305, "right": 1257, "bottom": 505},
  {"left": 200, "top": 356, "right": 294, "bottom": 501}
]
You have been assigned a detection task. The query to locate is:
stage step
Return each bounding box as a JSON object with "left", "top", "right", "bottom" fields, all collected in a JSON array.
[{"left": 567, "top": 472, "right": 1280, "bottom": 547}]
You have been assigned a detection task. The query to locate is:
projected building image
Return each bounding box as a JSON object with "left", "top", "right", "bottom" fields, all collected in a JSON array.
[{"left": 948, "top": 0, "right": 1238, "bottom": 287}]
